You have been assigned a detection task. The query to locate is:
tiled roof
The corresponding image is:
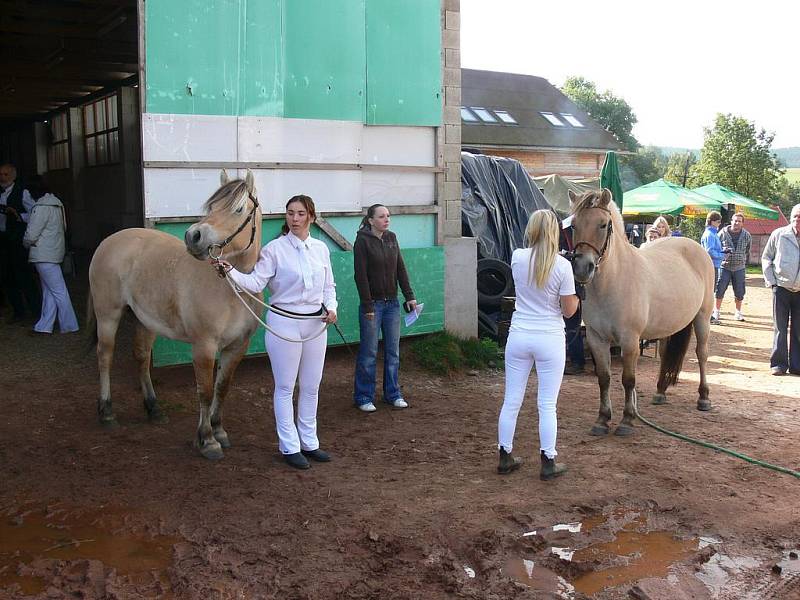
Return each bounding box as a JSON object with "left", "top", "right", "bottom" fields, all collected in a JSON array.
[{"left": 746, "top": 206, "right": 789, "bottom": 235}]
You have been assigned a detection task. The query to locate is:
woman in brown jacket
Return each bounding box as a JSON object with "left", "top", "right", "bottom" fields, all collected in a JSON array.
[{"left": 353, "top": 204, "right": 416, "bottom": 412}]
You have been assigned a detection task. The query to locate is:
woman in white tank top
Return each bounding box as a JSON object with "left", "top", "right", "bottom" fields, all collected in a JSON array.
[{"left": 497, "top": 210, "right": 580, "bottom": 480}]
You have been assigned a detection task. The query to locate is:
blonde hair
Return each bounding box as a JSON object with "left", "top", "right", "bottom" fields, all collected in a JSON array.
[
  {"left": 525, "top": 209, "right": 560, "bottom": 288},
  {"left": 653, "top": 215, "right": 671, "bottom": 236}
]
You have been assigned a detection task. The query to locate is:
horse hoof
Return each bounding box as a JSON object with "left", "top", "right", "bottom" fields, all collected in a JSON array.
[
  {"left": 614, "top": 424, "right": 635, "bottom": 436},
  {"left": 99, "top": 417, "right": 119, "bottom": 429},
  {"left": 590, "top": 425, "right": 609, "bottom": 436},
  {"left": 652, "top": 394, "right": 668, "bottom": 405},
  {"left": 198, "top": 441, "right": 224, "bottom": 460},
  {"left": 697, "top": 400, "right": 712, "bottom": 412},
  {"left": 213, "top": 430, "right": 231, "bottom": 449}
]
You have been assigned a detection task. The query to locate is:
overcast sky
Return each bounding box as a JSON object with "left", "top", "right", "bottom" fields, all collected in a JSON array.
[{"left": 460, "top": 0, "right": 799, "bottom": 149}]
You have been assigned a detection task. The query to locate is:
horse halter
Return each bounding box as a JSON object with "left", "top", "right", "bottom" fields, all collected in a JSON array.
[
  {"left": 572, "top": 206, "right": 614, "bottom": 268},
  {"left": 208, "top": 192, "right": 260, "bottom": 261}
]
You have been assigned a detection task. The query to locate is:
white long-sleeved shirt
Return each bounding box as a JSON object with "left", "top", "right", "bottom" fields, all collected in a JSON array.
[
  {"left": 0, "top": 182, "right": 35, "bottom": 232},
  {"left": 228, "top": 231, "right": 337, "bottom": 313},
  {"left": 761, "top": 224, "right": 800, "bottom": 292}
]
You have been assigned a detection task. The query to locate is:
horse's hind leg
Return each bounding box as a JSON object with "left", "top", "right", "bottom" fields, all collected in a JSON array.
[
  {"left": 96, "top": 306, "right": 124, "bottom": 427},
  {"left": 615, "top": 337, "right": 641, "bottom": 436},
  {"left": 133, "top": 322, "right": 167, "bottom": 423},
  {"left": 210, "top": 337, "right": 250, "bottom": 449},
  {"left": 192, "top": 343, "right": 224, "bottom": 460},
  {"left": 693, "top": 314, "right": 712, "bottom": 411},
  {"left": 586, "top": 328, "right": 612, "bottom": 436}
]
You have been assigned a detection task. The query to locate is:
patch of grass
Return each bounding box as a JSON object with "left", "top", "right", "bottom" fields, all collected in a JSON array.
[
  {"left": 409, "top": 332, "right": 503, "bottom": 376},
  {"left": 785, "top": 168, "right": 800, "bottom": 185},
  {"left": 746, "top": 264, "right": 762, "bottom": 275}
]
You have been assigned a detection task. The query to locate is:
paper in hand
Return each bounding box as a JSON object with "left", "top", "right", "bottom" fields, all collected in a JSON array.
[{"left": 404, "top": 303, "right": 424, "bottom": 327}]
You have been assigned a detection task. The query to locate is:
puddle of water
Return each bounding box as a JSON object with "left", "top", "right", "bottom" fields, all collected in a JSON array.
[
  {"left": 504, "top": 559, "right": 575, "bottom": 598},
  {"left": 778, "top": 550, "right": 800, "bottom": 576},
  {"left": 1, "top": 503, "right": 177, "bottom": 597},
  {"left": 569, "top": 515, "right": 698, "bottom": 597},
  {"left": 695, "top": 553, "right": 761, "bottom": 596}
]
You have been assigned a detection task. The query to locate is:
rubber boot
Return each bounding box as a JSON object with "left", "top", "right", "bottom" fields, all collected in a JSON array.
[
  {"left": 497, "top": 447, "right": 522, "bottom": 474},
  {"left": 539, "top": 451, "right": 567, "bottom": 481}
]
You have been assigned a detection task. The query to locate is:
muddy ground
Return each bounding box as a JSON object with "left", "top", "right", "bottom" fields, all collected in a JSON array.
[{"left": 1, "top": 274, "right": 798, "bottom": 599}]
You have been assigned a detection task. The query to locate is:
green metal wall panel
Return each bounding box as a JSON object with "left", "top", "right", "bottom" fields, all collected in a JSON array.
[
  {"left": 240, "top": 0, "right": 283, "bottom": 116},
  {"left": 365, "top": 0, "right": 442, "bottom": 125},
  {"left": 146, "top": 0, "right": 242, "bottom": 115},
  {"left": 325, "top": 215, "right": 435, "bottom": 249},
  {"left": 152, "top": 219, "right": 443, "bottom": 366},
  {"left": 282, "top": 0, "right": 366, "bottom": 122}
]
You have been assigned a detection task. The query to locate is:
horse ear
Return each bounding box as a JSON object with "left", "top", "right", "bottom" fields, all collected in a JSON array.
[
  {"left": 244, "top": 169, "right": 255, "bottom": 196},
  {"left": 220, "top": 169, "right": 230, "bottom": 186},
  {"left": 599, "top": 188, "right": 613, "bottom": 207},
  {"left": 568, "top": 189, "right": 579, "bottom": 210}
]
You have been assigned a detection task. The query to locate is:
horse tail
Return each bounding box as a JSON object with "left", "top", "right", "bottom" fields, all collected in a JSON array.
[
  {"left": 85, "top": 290, "right": 98, "bottom": 354},
  {"left": 657, "top": 321, "right": 693, "bottom": 389}
]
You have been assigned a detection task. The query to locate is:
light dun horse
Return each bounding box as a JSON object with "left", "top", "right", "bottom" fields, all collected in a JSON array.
[
  {"left": 88, "top": 170, "right": 262, "bottom": 459},
  {"left": 569, "top": 189, "right": 715, "bottom": 436}
]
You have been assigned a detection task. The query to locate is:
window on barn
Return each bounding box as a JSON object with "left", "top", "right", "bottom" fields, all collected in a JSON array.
[
  {"left": 494, "top": 110, "right": 517, "bottom": 124},
  {"left": 83, "top": 94, "right": 120, "bottom": 167},
  {"left": 461, "top": 107, "right": 479, "bottom": 122},
  {"left": 540, "top": 112, "right": 565, "bottom": 127},
  {"left": 470, "top": 107, "right": 498, "bottom": 123},
  {"left": 47, "top": 111, "right": 70, "bottom": 171},
  {"left": 560, "top": 113, "right": 585, "bottom": 127}
]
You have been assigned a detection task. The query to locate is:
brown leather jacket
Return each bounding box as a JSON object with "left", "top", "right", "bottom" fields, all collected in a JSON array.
[{"left": 353, "top": 228, "right": 414, "bottom": 313}]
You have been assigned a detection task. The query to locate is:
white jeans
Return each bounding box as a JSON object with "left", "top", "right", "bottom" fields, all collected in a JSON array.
[
  {"left": 498, "top": 329, "right": 565, "bottom": 458},
  {"left": 33, "top": 262, "right": 79, "bottom": 333},
  {"left": 265, "top": 311, "right": 328, "bottom": 455}
]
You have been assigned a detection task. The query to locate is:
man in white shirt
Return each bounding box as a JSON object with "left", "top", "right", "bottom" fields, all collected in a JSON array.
[{"left": 0, "top": 163, "right": 40, "bottom": 321}]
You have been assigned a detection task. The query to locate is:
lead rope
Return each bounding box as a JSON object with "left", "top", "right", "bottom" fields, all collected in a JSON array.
[{"left": 215, "top": 262, "right": 330, "bottom": 344}]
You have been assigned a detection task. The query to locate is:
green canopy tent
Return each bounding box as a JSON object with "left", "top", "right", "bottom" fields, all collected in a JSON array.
[
  {"left": 621, "top": 179, "right": 721, "bottom": 217},
  {"left": 693, "top": 184, "right": 779, "bottom": 220},
  {"left": 600, "top": 151, "right": 624, "bottom": 211}
]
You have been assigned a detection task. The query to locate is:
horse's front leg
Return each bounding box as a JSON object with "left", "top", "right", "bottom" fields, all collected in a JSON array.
[
  {"left": 192, "top": 343, "right": 224, "bottom": 460},
  {"left": 615, "top": 337, "right": 641, "bottom": 436},
  {"left": 586, "top": 328, "right": 612, "bottom": 435},
  {"left": 210, "top": 336, "right": 250, "bottom": 449}
]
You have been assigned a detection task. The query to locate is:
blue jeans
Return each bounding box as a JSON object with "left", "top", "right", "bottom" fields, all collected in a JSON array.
[
  {"left": 716, "top": 268, "right": 745, "bottom": 301},
  {"left": 354, "top": 299, "right": 402, "bottom": 406}
]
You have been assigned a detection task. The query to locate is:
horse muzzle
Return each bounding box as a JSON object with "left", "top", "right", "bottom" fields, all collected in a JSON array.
[
  {"left": 571, "top": 253, "right": 597, "bottom": 284},
  {"left": 184, "top": 223, "right": 216, "bottom": 260}
]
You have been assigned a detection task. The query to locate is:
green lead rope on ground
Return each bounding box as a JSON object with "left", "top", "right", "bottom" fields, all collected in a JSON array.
[{"left": 634, "top": 401, "right": 800, "bottom": 480}]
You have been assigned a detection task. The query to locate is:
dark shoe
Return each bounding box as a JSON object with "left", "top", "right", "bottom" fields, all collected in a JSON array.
[
  {"left": 710, "top": 317, "right": 721, "bottom": 325},
  {"left": 283, "top": 452, "right": 310, "bottom": 470},
  {"left": 563, "top": 363, "right": 585, "bottom": 376},
  {"left": 789, "top": 370, "right": 800, "bottom": 376},
  {"left": 497, "top": 447, "right": 522, "bottom": 474},
  {"left": 28, "top": 329, "right": 52, "bottom": 337},
  {"left": 301, "top": 448, "right": 331, "bottom": 462},
  {"left": 540, "top": 451, "right": 567, "bottom": 481},
  {"left": 771, "top": 367, "right": 787, "bottom": 376}
]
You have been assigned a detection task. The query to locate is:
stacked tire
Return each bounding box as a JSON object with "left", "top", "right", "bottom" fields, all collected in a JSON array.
[{"left": 477, "top": 258, "right": 514, "bottom": 341}]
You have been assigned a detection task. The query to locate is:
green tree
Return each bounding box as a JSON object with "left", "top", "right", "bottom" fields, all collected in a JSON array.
[
  {"left": 692, "top": 114, "right": 784, "bottom": 202},
  {"left": 621, "top": 145, "right": 667, "bottom": 188},
  {"left": 561, "top": 76, "right": 639, "bottom": 151},
  {"left": 773, "top": 176, "right": 800, "bottom": 216},
  {"left": 664, "top": 152, "right": 698, "bottom": 187}
]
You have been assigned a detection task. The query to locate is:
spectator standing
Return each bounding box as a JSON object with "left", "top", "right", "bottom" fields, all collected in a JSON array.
[
  {"left": 761, "top": 204, "right": 800, "bottom": 376},
  {"left": 700, "top": 211, "right": 724, "bottom": 324},
  {"left": 640, "top": 226, "right": 661, "bottom": 248},
  {"left": 22, "top": 178, "right": 78, "bottom": 334},
  {"left": 652, "top": 215, "right": 671, "bottom": 239},
  {"left": 0, "top": 163, "right": 40, "bottom": 321},
  {"left": 352, "top": 204, "right": 416, "bottom": 412},
  {"left": 714, "top": 213, "right": 751, "bottom": 322},
  {"left": 497, "top": 209, "right": 578, "bottom": 480}
]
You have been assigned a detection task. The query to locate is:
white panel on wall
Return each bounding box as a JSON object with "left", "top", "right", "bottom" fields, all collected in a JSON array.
[
  {"left": 144, "top": 169, "right": 225, "bottom": 218},
  {"left": 142, "top": 114, "right": 237, "bottom": 162},
  {"left": 238, "top": 116, "right": 362, "bottom": 164},
  {"left": 362, "top": 171, "right": 435, "bottom": 206},
  {"left": 360, "top": 126, "right": 435, "bottom": 166},
  {"left": 250, "top": 170, "right": 362, "bottom": 214}
]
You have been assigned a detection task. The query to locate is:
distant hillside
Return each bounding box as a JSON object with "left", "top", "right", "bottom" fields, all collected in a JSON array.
[
  {"left": 774, "top": 147, "right": 800, "bottom": 168},
  {"left": 658, "top": 146, "right": 700, "bottom": 158}
]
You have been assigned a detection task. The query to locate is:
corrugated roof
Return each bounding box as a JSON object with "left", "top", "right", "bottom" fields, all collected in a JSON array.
[{"left": 461, "top": 69, "right": 626, "bottom": 152}]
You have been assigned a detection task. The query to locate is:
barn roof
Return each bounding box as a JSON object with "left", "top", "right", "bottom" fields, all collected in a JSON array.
[
  {"left": 746, "top": 206, "right": 789, "bottom": 235},
  {"left": 460, "top": 69, "right": 627, "bottom": 153}
]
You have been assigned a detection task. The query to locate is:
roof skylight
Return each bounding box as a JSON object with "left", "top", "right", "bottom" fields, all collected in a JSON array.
[
  {"left": 540, "top": 112, "right": 565, "bottom": 127},
  {"left": 560, "top": 113, "right": 584, "bottom": 127},
  {"left": 494, "top": 110, "right": 517, "bottom": 124},
  {"left": 461, "top": 107, "right": 479, "bottom": 122},
  {"left": 470, "top": 107, "right": 498, "bottom": 123}
]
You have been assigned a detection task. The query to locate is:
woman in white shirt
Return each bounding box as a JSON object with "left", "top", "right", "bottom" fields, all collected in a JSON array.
[
  {"left": 497, "top": 209, "right": 579, "bottom": 480},
  {"left": 226, "top": 195, "right": 337, "bottom": 470}
]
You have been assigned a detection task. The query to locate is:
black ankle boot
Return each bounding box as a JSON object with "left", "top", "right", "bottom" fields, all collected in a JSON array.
[
  {"left": 539, "top": 451, "right": 567, "bottom": 481},
  {"left": 497, "top": 447, "right": 522, "bottom": 474}
]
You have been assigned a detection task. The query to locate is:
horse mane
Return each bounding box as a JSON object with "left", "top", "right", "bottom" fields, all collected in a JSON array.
[{"left": 202, "top": 179, "right": 249, "bottom": 214}]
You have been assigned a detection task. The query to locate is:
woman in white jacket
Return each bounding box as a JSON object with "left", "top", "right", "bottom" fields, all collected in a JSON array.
[{"left": 22, "top": 178, "right": 78, "bottom": 334}]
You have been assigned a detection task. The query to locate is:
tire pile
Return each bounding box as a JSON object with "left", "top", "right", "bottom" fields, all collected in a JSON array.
[{"left": 477, "top": 258, "right": 514, "bottom": 342}]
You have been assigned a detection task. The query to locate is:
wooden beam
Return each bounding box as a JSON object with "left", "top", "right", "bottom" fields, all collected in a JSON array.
[
  {"left": 315, "top": 216, "right": 353, "bottom": 251},
  {"left": 143, "top": 161, "right": 444, "bottom": 173}
]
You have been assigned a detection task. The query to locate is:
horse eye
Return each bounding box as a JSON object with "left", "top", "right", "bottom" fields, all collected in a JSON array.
[
  {"left": 235, "top": 206, "right": 244, "bottom": 214},
  {"left": 600, "top": 222, "right": 607, "bottom": 229}
]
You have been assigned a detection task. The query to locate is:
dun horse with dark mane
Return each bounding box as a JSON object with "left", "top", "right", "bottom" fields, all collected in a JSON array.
[
  {"left": 88, "top": 170, "right": 262, "bottom": 459},
  {"left": 569, "top": 189, "right": 715, "bottom": 436}
]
